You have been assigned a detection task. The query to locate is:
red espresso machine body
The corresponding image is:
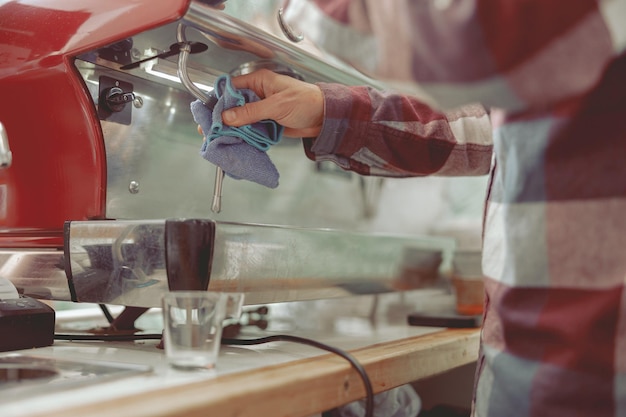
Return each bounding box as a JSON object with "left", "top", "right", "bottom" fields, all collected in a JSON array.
[{"left": 0, "top": 0, "right": 190, "bottom": 248}]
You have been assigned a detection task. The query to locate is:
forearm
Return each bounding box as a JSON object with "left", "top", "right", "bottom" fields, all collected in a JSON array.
[{"left": 303, "top": 83, "right": 493, "bottom": 177}]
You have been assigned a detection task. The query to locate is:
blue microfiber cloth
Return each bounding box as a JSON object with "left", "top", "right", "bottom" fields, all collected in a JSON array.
[{"left": 190, "top": 74, "right": 283, "bottom": 189}]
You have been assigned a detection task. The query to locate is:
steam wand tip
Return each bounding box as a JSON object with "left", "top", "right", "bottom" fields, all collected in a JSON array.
[{"left": 211, "top": 166, "right": 225, "bottom": 213}]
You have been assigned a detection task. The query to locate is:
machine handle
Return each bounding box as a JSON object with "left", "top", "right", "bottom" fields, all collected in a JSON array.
[
  {"left": 165, "top": 219, "right": 216, "bottom": 291},
  {"left": 176, "top": 23, "right": 225, "bottom": 214},
  {"left": 278, "top": 7, "right": 304, "bottom": 43}
]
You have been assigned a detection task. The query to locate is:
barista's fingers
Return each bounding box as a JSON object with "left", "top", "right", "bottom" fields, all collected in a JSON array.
[
  {"left": 230, "top": 69, "right": 277, "bottom": 98},
  {"left": 222, "top": 101, "right": 273, "bottom": 127},
  {"left": 197, "top": 125, "right": 208, "bottom": 143},
  {"left": 226, "top": 69, "right": 324, "bottom": 136}
]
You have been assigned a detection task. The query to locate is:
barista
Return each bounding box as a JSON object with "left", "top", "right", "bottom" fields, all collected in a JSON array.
[{"left": 201, "top": 2, "right": 626, "bottom": 416}]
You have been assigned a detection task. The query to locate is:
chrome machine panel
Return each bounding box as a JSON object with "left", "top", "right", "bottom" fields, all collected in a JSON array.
[{"left": 77, "top": 1, "right": 385, "bottom": 225}]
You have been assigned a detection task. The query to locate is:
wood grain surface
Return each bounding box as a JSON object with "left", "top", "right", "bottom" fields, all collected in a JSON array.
[{"left": 33, "top": 328, "right": 480, "bottom": 417}]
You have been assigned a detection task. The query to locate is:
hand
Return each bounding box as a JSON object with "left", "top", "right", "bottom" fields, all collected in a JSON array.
[{"left": 222, "top": 69, "right": 324, "bottom": 138}]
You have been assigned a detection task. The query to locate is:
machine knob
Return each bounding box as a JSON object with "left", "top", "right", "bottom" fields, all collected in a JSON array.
[{"left": 103, "top": 87, "right": 136, "bottom": 112}]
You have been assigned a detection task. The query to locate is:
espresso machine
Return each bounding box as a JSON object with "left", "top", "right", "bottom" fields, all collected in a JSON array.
[{"left": 0, "top": 0, "right": 452, "bottom": 336}]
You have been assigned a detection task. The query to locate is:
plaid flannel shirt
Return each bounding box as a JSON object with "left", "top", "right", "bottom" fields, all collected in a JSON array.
[{"left": 285, "top": 1, "right": 626, "bottom": 416}]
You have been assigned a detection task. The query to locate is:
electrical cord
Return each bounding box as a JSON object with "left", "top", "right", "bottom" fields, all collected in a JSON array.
[
  {"left": 54, "top": 333, "right": 162, "bottom": 341},
  {"left": 53, "top": 332, "right": 374, "bottom": 417},
  {"left": 222, "top": 334, "right": 374, "bottom": 417},
  {"left": 98, "top": 304, "right": 115, "bottom": 324}
]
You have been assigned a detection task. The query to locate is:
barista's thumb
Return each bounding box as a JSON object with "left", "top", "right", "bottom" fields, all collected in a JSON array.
[{"left": 222, "top": 102, "right": 265, "bottom": 127}]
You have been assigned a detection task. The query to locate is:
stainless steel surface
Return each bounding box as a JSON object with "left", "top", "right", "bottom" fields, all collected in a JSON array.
[
  {"left": 0, "top": 354, "right": 151, "bottom": 403},
  {"left": 64, "top": 219, "right": 453, "bottom": 308},
  {"left": 229, "top": 59, "right": 304, "bottom": 78},
  {"left": 73, "top": 1, "right": 385, "bottom": 224},
  {"left": 0, "top": 250, "right": 71, "bottom": 301},
  {"left": 182, "top": 1, "right": 383, "bottom": 87}
]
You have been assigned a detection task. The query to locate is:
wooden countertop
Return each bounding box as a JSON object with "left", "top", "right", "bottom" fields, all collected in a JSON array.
[{"left": 31, "top": 327, "right": 480, "bottom": 417}]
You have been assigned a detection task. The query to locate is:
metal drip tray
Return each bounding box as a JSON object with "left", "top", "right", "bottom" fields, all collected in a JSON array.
[{"left": 0, "top": 354, "right": 151, "bottom": 402}]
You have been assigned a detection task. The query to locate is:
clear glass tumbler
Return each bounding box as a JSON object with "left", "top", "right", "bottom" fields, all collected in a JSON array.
[{"left": 162, "top": 291, "right": 228, "bottom": 370}]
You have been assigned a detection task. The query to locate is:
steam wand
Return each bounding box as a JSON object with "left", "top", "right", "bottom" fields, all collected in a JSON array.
[{"left": 176, "top": 24, "right": 224, "bottom": 214}]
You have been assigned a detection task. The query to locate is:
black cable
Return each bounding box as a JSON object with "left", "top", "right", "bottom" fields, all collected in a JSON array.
[
  {"left": 53, "top": 332, "right": 374, "bottom": 417},
  {"left": 222, "top": 335, "right": 374, "bottom": 417},
  {"left": 98, "top": 304, "right": 115, "bottom": 324},
  {"left": 54, "top": 333, "right": 162, "bottom": 341}
]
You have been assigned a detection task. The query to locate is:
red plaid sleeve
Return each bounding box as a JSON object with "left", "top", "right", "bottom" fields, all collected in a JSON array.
[{"left": 303, "top": 83, "right": 493, "bottom": 177}]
